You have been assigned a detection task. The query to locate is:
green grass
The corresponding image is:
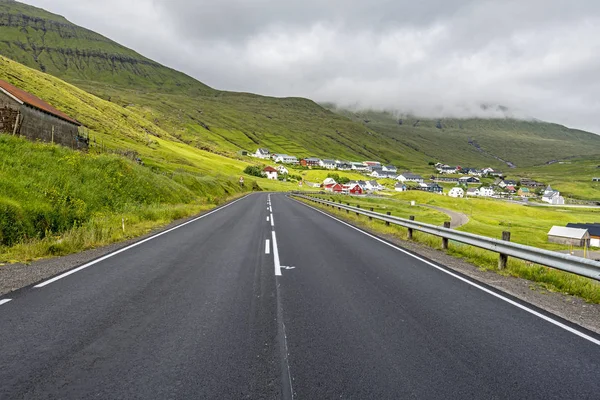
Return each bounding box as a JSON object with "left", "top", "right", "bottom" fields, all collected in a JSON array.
[
  {"left": 302, "top": 195, "right": 600, "bottom": 303},
  {"left": 387, "top": 191, "right": 600, "bottom": 251},
  {"left": 0, "top": 135, "right": 250, "bottom": 262}
]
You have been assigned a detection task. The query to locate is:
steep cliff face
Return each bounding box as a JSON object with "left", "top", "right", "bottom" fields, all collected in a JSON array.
[{"left": 0, "top": 0, "right": 212, "bottom": 92}]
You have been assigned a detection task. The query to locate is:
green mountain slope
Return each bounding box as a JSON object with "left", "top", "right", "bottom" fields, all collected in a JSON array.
[
  {"left": 0, "top": 0, "right": 598, "bottom": 199},
  {"left": 326, "top": 108, "right": 600, "bottom": 169},
  {"left": 0, "top": 0, "right": 212, "bottom": 93}
]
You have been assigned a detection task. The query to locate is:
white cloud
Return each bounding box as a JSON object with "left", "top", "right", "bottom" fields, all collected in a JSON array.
[{"left": 24, "top": 0, "right": 600, "bottom": 134}]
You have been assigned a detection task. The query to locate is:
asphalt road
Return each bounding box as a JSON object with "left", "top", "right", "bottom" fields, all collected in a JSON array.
[{"left": 1, "top": 193, "right": 599, "bottom": 399}]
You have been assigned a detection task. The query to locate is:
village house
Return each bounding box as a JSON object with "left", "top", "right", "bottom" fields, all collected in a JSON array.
[
  {"left": 458, "top": 176, "right": 480, "bottom": 185},
  {"left": 593, "top": 177, "right": 600, "bottom": 182},
  {"left": 397, "top": 173, "right": 424, "bottom": 183},
  {"left": 518, "top": 187, "right": 534, "bottom": 197},
  {"left": 363, "top": 161, "right": 381, "bottom": 169},
  {"left": 342, "top": 183, "right": 363, "bottom": 195},
  {"left": 366, "top": 180, "right": 384, "bottom": 191},
  {"left": 432, "top": 176, "right": 460, "bottom": 183},
  {"left": 542, "top": 185, "right": 565, "bottom": 205},
  {"left": 350, "top": 162, "right": 369, "bottom": 172},
  {"left": 274, "top": 154, "right": 298, "bottom": 164},
  {"left": 448, "top": 187, "right": 465, "bottom": 198},
  {"left": 370, "top": 167, "right": 396, "bottom": 178},
  {"left": 547, "top": 226, "right": 590, "bottom": 247},
  {"left": 505, "top": 185, "right": 517, "bottom": 193},
  {"left": 319, "top": 159, "right": 337, "bottom": 169},
  {"left": 567, "top": 224, "right": 600, "bottom": 247},
  {"left": 395, "top": 182, "right": 408, "bottom": 192},
  {"left": 254, "top": 148, "right": 270, "bottom": 159},
  {"left": 263, "top": 166, "right": 278, "bottom": 180},
  {"left": 436, "top": 165, "right": 458, "bottom": 174},
  {"left": 419, "top": 182, "right": 443, "bottom": 194},
  {"left": 325, "top": 183, "right": 344, "bottom": 193},
  {"left": 335, "top": 161, "right": 352, "bottom": 170},
  {"left": 520, "top": 178, "right": 546, "bottom": 188},
  {"left": 323, "top": 177, "right": 337, "bottom": 186},
  {"left": 0, "top": 79, "right": 86, "bottom": 150},
  {"left": 466, "top": 188, "right": 480, "bottom": 196},
  {"left": 382, "top": 165, "right": 398, "bottom": 173},
  {"left": 277, "top": 165, "right": 289, "bottom": 175},
  {"left": 300, "top": 157, "right": 321, "bottom": 167},
  {"left": 479, "top": 187, "right": 495, "bottom": 197}
]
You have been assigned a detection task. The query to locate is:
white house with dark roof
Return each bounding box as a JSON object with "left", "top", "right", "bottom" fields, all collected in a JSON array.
[
  {"left": 382, "top": 165, "right": 398, "bottom": 173},
  {"left": 397, "top": 173, "right": 424, "bottom": 183},
  {"left": 466, "top": 188, "right": 480, "bottom": 196},
  {"left": 542, "top": 185, "right": 565, "bottom": 205},
  {"left": 274, "top": 154, "right": 298, "bottom": 164},
  {"left": 350, "top": 162, "right": 369, "bottom": 171},
  {"left": 479, "top": 187, "right": 495, "bottom": 197},
  {"left": 319, "top": 159, "right": 336, "bottom": 169},
  {"left": 254, "top": 148, "right": 270, "bottom": 159},
  {"left": 366, "top": 180, "right": 384, "bottom": 191}
]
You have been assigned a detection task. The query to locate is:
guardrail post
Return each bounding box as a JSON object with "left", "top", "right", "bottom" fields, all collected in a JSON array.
[
  {"left": 408, "top": 216, "right": 415, "bottom": 240},
  {"left": 369, "top": 207, "right": 373, "bottom": 221},
  {"left": 356, "top": 204, "right": 360, "bottom": 216},
  {"left": 498, "top": 231, "right": 511, "bottom": 270},
  {"left": 386, "top": 211, "right": 391, "bottom": 226},
  {"left": 346, "top": 203, "right": 350, "bottom": 214},
  {"left": 442, "top": 222, "right": 451, "bottom": 250}
]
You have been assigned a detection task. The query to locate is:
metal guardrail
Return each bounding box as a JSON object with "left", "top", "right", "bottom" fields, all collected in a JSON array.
[{"left": 291, "top": 193, "right": 600, "bottom": 281}]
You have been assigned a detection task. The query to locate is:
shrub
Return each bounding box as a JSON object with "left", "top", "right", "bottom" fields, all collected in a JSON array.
[{"left": 244, "top": 165, "right": 263, "bottom": 177}]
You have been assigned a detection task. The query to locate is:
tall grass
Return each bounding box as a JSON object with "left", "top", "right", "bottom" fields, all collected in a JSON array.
[{"left": 0, "top": 135, "right": 248, "bottom": 262}]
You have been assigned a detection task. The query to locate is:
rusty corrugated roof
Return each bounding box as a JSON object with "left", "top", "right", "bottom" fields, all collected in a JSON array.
[{"left": 0, "top": 79, "right": 81, "bottom": 126}]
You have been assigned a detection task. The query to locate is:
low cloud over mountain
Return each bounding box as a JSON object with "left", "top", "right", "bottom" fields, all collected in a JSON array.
[{"left": 27, "top": 0, "right": 600, "bottom": 133}]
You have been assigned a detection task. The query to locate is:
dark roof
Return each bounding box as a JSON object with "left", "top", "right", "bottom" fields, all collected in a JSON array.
[
  {"left": 567, "top": 223, "right": 600, "bottom": 237},
  {"left": 263, "top": 166, "right": 278, "bottom": 172},
  {"left": 322, "top": 159, "right": 335, "bottom": 163},
  {"left": 0, "top": 79, "right": 81, "bottom": 125},
  {"left": 401, "top": 173, "right": 423, "bottom": 179}
]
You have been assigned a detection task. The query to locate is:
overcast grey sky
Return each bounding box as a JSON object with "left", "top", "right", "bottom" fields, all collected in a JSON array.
[{"left": 26, "top": 0, "right": 600, "bottom": 133}]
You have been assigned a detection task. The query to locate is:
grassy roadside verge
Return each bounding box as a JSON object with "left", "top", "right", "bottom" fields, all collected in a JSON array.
[
  {"left": 295, "top": 195, "right": 600, "bottom": 304},
  {"left": 0, "top": 193, "right": 248, "bottom": 264}
]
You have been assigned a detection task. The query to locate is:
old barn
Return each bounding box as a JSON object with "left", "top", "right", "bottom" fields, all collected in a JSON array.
[{"left": 0, "top": 79, "right": 87, "bottom": 150}]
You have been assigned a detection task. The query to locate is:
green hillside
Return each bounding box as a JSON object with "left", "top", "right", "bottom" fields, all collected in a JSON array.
[
  {"left": 327, "top": 108, "right": 600, "bottom": 169},
  {"left": 0, "top": 0, "right": 212, "bottom": 93},
  {"left": 0, "top": 55, "right": 262, "bottom": 262},
  {"left": 2, "top": 0, "right": 598, "bottom": 175}
]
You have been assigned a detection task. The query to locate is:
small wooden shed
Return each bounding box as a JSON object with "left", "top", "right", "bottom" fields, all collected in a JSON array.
[
  {"left": 0, "top": 79, "right": 86, "bottom": 150},
  {"left": 547, "top": 226, "right": 590, "bottom": 247}
]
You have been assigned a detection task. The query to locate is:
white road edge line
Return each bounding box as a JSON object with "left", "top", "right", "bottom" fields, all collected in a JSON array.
[
  {"left": 0, "top": 299, "right": 12, "bottom": 306},
  {"left": 272, "top": 231, "right": 282, "bottom": 276},
  {"left": 270, "top": 214, "right": 275, "bottom": 227},
  {"left": 265, "top": 239, "right": 271, "bottom": 255},
  {"left": 35, "top": 194, "right": 252, "bottom": 288},
  {"left": 267, "top": 216, "right": 270, "bottom": 222},
  {"left": 293, "top": 197, "right": 600, "bottom": 347}
]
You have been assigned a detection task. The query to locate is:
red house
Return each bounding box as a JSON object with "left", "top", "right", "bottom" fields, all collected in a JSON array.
[
  {"left": 343, "top": 184, "right": 363, "bottom": 195},
  {"left": 332, "top": 183, "right": 344, "bottom": 193},
  {"left": 300, "top": 158, "right": 321, "bottom": 167}
]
